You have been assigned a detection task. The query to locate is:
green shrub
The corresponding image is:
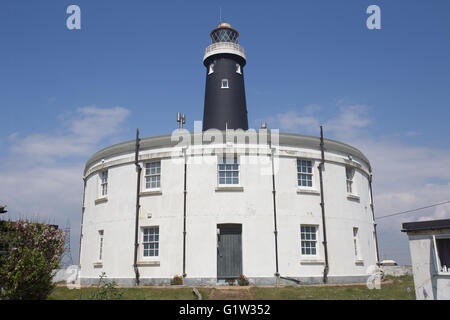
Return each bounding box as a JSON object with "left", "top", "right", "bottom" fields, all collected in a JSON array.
[
  {"left": 0, "top": 219, "right": 65, "bottom": 300},
  {"left": 88, "top": 272, "right": 122, "bottom": 300}
]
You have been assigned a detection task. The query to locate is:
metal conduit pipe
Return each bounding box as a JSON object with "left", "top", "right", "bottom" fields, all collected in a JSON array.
[
  {"left": 319, "top": 126, "right": 329, "bottom": 283},
  {"left": 182, "top": 147, "right": 187, "bottom": 278},
  {"left": 133, "top": 129, "right": 141, "bottom": 286},
  {"left": 369, "top": 173, "right": 381, "bottom": 266}
]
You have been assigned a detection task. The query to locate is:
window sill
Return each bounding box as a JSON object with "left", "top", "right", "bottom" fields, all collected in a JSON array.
[
  {"left": 140, "top": 190, "right": 162, "bottom": 196},
  {"left": 95, "top": 197, "right": 108, "bottom": 204},
  {"left": 355, "top": 259, "right": 365, "bottom": 265},
  {"left": 215, "top": 186, "right": 244, "bottom": 192},
  {"left": 300, "top": 259, "right": 325, "bottom": 265},
  {"left": 93, "top": 262, "right": 103, "bottom": 268},
  {"left": 347, "top": 194, "right": 360, "bottom": 201},
  {"left": 137, "top": 260, "right": 160, "bottom": 267},
  {"left": 297, "top": 188, "right": 320, "bottom": 195}
]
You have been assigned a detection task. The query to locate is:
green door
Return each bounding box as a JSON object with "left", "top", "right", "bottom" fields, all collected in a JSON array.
[{"left": 217, "top": 224, "right": 242, "bottom": 279}]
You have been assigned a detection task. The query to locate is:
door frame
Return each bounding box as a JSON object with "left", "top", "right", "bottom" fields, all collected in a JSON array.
[{"left": 217, "top": 223, "right": 243, "bottom": 280}]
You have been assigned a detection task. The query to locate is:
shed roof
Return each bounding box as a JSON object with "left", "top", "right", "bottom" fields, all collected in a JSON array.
[{"left": 401, "top": 219, "right": 450, "bottom": 233}]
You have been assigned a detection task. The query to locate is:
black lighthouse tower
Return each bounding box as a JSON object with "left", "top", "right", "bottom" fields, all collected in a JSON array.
[{"left": 202, "top": 23, "right": 248, "bottom": 131}]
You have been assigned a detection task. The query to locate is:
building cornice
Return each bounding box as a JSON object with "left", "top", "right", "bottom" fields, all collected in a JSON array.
[{"left": 84, "top": 131, "right": 371, "bottom": 177}]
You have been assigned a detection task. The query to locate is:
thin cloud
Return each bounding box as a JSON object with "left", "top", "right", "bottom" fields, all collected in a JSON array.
[
  {"left": 270, "top": 103, "right": 450, "bottom": 264},
  {"left": 0, "top": 105, "right": 130, "bottom": 263},
  {"left": 8, "top": 106, "right": 130, "bottom": 161}
]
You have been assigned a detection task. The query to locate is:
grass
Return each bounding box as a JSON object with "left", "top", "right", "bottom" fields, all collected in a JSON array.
[
  {"left": 250, "top": 275, "right": 415, "bottom": 300},
  {"left": 48, "top": 275, "right": 415, "bottom": 300},
  {"left": 48, "top": 286, "right": 212, "bottom": 300}
]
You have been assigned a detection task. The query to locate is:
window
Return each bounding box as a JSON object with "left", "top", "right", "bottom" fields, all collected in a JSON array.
[
  {"left": 100, "top": 170, "right": 108, "bottom": 197},
  {"left": 353, "top": 227, "right": 361, "bottom": 260},
  {"left": 346, "top": 167, "right": 355, "bottom": 194},
  {"left": 297, "top": 159, "right": 313, "bottom": 187},
  {"left": 236, "top": 64, "right": 242, "bottom": 74},
  {"left": 221, "top": 79, "right": 229, "bottom": 88},
  {"left": 301, "top": 225, "right": 318, "bottom": 255},
  {"left": 144, "top": 161, "right": 161, "bottom": 190},
  {"left": 433, "top": 236, "right": 450, "bottom": 273},
  {"left": 218, "top": 157, "right": 239, "bottom": 185},
  {"left": 208, "top": 63, "right": 214, "bottom": 75},
  {"left": 98, "top": 230, "right": 104, "bottom": 261},
  {"left": 143, "top": 227, "right": 159, "bottom": 257}
]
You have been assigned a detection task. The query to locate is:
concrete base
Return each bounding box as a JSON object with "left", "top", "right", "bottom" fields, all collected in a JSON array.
[{"left": 80, "top": 275, "right": 370, "bottom": 287}]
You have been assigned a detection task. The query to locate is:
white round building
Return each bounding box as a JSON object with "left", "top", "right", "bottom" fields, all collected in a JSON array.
[{"left": 79, "top": 23, "right": 379, "bottom": 286}]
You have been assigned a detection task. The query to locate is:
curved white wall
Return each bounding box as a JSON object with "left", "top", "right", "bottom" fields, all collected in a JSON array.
[{"left": 79, "top": 136, "right": 377, "bottom": 285}]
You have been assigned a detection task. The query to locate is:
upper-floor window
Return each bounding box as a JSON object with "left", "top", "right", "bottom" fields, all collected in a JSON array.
[
  {"left": 300, "top": 225, "right": 318, "bottom": 256},
  {"left": 145, "top": 161, "right": 161, "bottom": 190},
  {"left": 221, "top": 79, "right": 229, "bottom": 88},
  {"left": 143, "top": 226, "right": 159, "bottom": 257},
  {"left": 236, "top": 64, "right": 242, "bottom": 74},
  {"left": 208, "top": 63, "right": 214, "bottom": 75},
  {"left": 346, "top": 167, "right": 355, "bottom": 194},
  {"left": 218, "top": 157, "right": 239, "bottom": 185},
  {"left": 100, "top": 170, "right": 108, "bottom": 197},
  {"left": 297, "top": 159, "right": 313, "bottom": 187}
]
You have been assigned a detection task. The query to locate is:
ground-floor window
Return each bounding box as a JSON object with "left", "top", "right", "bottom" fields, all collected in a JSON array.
[
  {"left": 300, "top": 225, "right": 318, "bottom": 256},
  {"left": 98, "top": 230, "right": 104, "bottom": 261},
  {"left": 143, "top": 226, "right": 159, "bottom": 257},
  {"left": 434, "top": 236, "right": 450, "bottom": 273}
]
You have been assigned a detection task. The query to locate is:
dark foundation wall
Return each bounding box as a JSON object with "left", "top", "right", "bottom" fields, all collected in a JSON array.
[{"left": 203, "top": 54, "right": 248, "bottom": 131}]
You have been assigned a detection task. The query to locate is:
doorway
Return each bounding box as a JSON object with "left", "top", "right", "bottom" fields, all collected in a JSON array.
[{"left": 217, "top": 224, "right": 242, "bottom": 279}]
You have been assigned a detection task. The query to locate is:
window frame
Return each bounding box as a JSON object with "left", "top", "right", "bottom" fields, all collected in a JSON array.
[
  {"left": 236, "top": 64, "right": 242, "bottom": 74},
  {"left": 300, "top": 225, "right": 319, "bottom": 257},
  {"left": 99, "top": 170, "right": 108, "bottom": 198},
  {"left": 297, "top": 159, "right": 315, "bottom": 189},
  {"left": 221, "top": 78, "right": 229, "bottom": 89},
  {"left": 143, "top": 160, "right": 161, "bottom": 191},
  {"left": 346, "top": 166, "right": 356, "bottom": 195},
  {"left": 353, "top": 227, "right": 362, "bottom": 262},
  {"left": 208, "top": 63, "right": 214, "bottom": 75},
  {"left": 217, "top": 156, "right": 240, "bottom": 186},
  {"left": 141, "top": 226, "right": 160, "bottom": 259},
  {"left": 432, "top": 234, "right": 450, "bottom": 275},
  {"left": 98, "top": 230, "right": 104, "bottom": 262}
]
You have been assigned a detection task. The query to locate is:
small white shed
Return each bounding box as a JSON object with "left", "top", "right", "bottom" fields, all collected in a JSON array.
[{"left": 402, "top": 219, "right": 450, "bottom": 300}]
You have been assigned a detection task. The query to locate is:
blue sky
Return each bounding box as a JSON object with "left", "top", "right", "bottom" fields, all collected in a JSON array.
[{"left": 1, "top": 0, "right": 450, "bottom": 265}]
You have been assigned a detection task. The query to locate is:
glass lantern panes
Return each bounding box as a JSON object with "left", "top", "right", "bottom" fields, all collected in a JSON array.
[
  {"left": 218, "top": 157, "right": 239, "bottom": 185},
  {"left": 143, "top": 227, "right": 159, "bottom": 257},
  {"left": 297, "top": 159, "right": 313, "bottom": 187},
  {"left": 211, "top": 28, "right": 238, "bottom": 43}
]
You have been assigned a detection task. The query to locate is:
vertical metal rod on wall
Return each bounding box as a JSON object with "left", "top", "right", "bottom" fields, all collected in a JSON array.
[
  {"left": 182, "top": 147, "right": 187, "bottom": 278},
  {"left": 270, "top": 143, "right": 280, "bottom": 278},
  {"left": 319, "top": 126, "right": 329, "bottom": 283},
  {"left": 369, "top": 174, "right": 381, "bottom": 266},
  {"left": 133, "top": 128, "right": 141, "bottom": 286},
  {"left": 78, "top": 177, "right": 86, "bottom": 268}
]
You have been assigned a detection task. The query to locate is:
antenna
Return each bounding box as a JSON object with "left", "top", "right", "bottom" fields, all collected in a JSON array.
[
  {"left": 219, "top": 7, "right": 222, "bottom": 23},
  {"left": 177, "top": 112, "right": 186, "bottom": 129},
  {"left": 60, "top": 219, "right": 74, "bottom": 268}
]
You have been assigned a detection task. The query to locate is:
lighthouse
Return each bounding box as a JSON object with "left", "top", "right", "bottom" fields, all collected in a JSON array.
[
  {"left": 79, "top": 22, "right": 379, "bottom": 286},
  {"left": 202, "top": 23, "right": 249, "bottom": 131}
]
